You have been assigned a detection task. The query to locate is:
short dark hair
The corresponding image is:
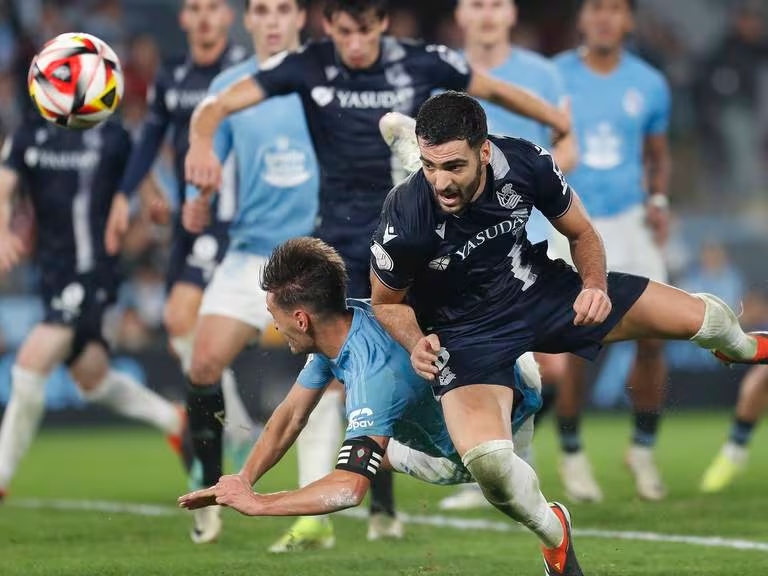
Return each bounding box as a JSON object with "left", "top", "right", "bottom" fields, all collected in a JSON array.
[
  {"left": 244, "top": 0, "right": 308, "bottom": 10},
  {"left": 415, "top": 91, "right": 488, "bottom": 149},
  {"left": 323, "top": 0, "right": 389, "bottom": 22},
  {"left": 261, "top": 237, "right": 348, "bottom": 317},
  {"left": 581, "top": 0, "right": 636, "bottom": 11}
]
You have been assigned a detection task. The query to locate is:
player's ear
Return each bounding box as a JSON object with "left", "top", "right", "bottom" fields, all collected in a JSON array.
[
  {"left": 379, "top": 15, "right": 390, "bottom": 33},
  {"left": 296, "top": 5, "right": 307, "bottom": 30},
  {"left": 479, "top": 140, "right": 491, "bottom": 165},
  {"left": 179, "top": 7, "right": 189, "bottom": 32},
  {"left": 294, "top": 309, "right": 310, "bottom": 332},
  {"left": 508, "top": 0, "right": 518, "bottom": 27}
]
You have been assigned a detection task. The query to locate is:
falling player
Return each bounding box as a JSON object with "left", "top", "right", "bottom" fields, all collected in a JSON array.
[{"left": 184, "top": 0, "right": 570, "bottom": 547}]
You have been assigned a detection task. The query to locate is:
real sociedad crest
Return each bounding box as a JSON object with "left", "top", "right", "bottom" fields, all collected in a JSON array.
[{"left": 497, "top": 183, "right": 521, "bottom": 209}]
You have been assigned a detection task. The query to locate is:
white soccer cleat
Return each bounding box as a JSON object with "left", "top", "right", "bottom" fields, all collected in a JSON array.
[
  {"left": 379, "top": 112, "right": 421, "bottom": 174},
  {"left": 438, "top": 484, "right": 491, "bottom": 511},
  {"left": 625, "top": 445, "right": 667, "bottom": 501},
  {"left": 190, "top": 505, "right": 222, "bottom": 544},
  {"left": 367, "top": 513, "right": 405, "bottom": 541},
  {"left": 559, "top": 452, "right": 603, "bottom": 503}
]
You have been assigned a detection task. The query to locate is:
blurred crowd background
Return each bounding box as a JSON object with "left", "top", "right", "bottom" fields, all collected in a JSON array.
[{"left": 0, "top": 0, "right": 766, "bottom": 412}]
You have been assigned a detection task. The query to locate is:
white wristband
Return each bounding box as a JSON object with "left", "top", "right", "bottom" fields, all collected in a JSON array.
[{"left": 648, "top": 194, "right": 669, "bottom": 210}]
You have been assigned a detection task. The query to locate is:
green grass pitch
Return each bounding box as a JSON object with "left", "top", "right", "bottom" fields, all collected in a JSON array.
[{"left": 2, "top": 412, "right": 767, "bottom": 575}]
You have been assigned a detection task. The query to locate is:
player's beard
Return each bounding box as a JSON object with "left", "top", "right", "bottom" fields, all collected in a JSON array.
[{"left": 435, "top": 161, "right": 484, "bottom": 214}]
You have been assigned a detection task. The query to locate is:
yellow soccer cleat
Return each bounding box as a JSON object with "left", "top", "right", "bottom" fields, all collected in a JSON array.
[
  {"left": 268, "top": 517, "right": 335, "bottom": 553},
  {"left": 700, "top": 443, "right": 748, "bottom": 493}
]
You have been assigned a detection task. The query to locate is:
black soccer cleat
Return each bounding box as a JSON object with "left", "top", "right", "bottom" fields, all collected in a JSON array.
[{"left": 541, "top": 502, "right": 583, "bottom": 576}]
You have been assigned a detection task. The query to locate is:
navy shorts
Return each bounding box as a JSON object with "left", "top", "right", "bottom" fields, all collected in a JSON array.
[
  {"left": 166, "top": 220, "right": 229, "bottom": 291},
  {"left": 40, "top": 266, "right": 119, "bottom": 365},
  {"left": 432, "top": 259, "right": 650, "bottom": 396},
  {"left": 315, "top": 214, "right": 378, "bottom": 299}
]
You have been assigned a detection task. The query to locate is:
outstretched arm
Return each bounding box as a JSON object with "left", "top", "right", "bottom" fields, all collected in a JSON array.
[
  {"left": 467, "top": 70, "right": 571, "bottom": 139},
  {"left": 181, "top": 435, "right": 390, "bottom": 517},
  {"left": 185, "top": 77, "right": 267, "bottom": 194}
]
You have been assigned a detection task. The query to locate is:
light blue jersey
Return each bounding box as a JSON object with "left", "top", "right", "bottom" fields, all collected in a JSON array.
[
  {"left": 187, "top": 58, "right": 318, "bottom": 255},
  {"left": 476, "top": 47, "right": 566, "bottom": 243},
  {"left": 555, "top": 50, "right": 670, "bottom": 218},
  {"left": 298, "top": 300, "right": 538, "bottom": 465},
  {"left": 298, "top": 300, "right": 458, "bottom": 462}
]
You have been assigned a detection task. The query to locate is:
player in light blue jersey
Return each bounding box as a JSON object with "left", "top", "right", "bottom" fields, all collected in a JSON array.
[
  {"left": 455, "top": 0, "right": 577, "bottom": 246},
  {"left": 177, "top": 239, "right": 583, "bottom": 573},
  {"left": 179, "top": 0, "right": 318, "bottom": 545},
  {"left": 552, "top": 0, "right": 673, "bottom": 504}
]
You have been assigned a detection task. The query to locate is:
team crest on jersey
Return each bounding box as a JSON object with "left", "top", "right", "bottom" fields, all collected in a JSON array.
[
  {"left": 311, "top": 86, "right": 335, "bottom": 107},
  {"left": 623, "top": 88, "right": 644, "bottom": 117},
  {"left": 496, "top": 183, "right": 521, "bottom": 210}
]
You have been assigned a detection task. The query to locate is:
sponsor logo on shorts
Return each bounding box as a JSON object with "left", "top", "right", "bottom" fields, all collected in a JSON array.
[
  {"left": 51, "top": 282, "right": 85, "bottom": 321},
  {"left": 347, "top": 407, "right": 375, "bottom": 431}
]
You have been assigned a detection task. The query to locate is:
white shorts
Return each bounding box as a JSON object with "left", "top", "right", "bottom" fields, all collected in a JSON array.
[
  {"left": 548, "top": 204, "right": 667, "bottom": 282},
  {"left": 199, "top": 251, "right": 272, "bottom": 331},
  {"left": 386, "top": 415, "right": 535, "bottom": 486}
]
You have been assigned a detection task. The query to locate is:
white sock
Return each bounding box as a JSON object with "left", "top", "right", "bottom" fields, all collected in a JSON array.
[
  {"left": 463, "top": 439, "right": 563, "bottom": 548},
  {"left": 690, "top": 293, "right": 755, "bottom": 359},
  {"left": 297, "top": 389, "right": 343, "bottom": 488},
  {"left": 0, "top": 366, "right": 47, "bottom": 489},
  {"left": 80, "top": 370, "right": 181, "bottom": 435},
  {"left": 170, "top": 334, "right": 195, "bottom": 374},
  {"left": 221, "top": 368, "right": 255, "bottom": 445}
]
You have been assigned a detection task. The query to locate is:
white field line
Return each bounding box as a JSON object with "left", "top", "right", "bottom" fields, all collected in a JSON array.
[{"left": 9, "top": 498, "right": 768, "bottom": 553}]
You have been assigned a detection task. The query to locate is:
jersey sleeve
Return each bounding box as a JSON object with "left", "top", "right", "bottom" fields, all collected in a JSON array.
[
  {"left": 343, "top": 367, "right": 406, "bottom": 441},
  {"left": 0, "top": 128, "right": 29, "bottom": 176},
  {"left": 119, "top": 70, "right": 171, "bottom": 196},
  {"left": 296, "top": 354, "right": 334, "bottom": 390},
  {"left": 423, "top": 44, "right": 472, "bottom": 91},
  {"left": 646, "top": 75, "right": 671, "bottom": 136},
  {"left": 531, "top": 146, "right": 573, "bottom": 219},
  {"left": 370, "top": 186, "right": 433, "bottom": 291},
  {"left": 253, "top": 50, "right": 305, "bottom": 97}
]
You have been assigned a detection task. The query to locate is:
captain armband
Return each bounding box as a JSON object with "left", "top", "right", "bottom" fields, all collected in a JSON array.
[{"left": 335, "top": 436, "right": 385, "bottom": 481}]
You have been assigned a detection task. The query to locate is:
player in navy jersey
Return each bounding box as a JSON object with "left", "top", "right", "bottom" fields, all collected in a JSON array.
[
  {"left": 102, "top": 0, "right": 256, "bottom": 524},
  {"left": 369, "top": 92, "right": 768, "bottom": 576},
  {"left": 0, "top": 117, "right": 190, "bottom": 501},
  {"left": 437, "top": 0, "right": 577, "bottom": 511},
  {"left": 177, "top": 239, "right": 572, "bottom": 572},
  {"left": 184, "top": 0, "right": 570, "bottom": 542},
  {"left": 551, "top": 0, "right": 673, "bottom": 503}
]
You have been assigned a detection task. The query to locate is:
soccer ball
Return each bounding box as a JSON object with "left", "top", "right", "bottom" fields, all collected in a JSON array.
[{"left": 28, "top": 32, "right": 124, "bottom": 129}]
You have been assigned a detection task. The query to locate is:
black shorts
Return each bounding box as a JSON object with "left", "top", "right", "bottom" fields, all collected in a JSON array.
[
  {"left": 432, "top": 259, "right": 650, "bottom": 396},
  {"left": 166, "top": 220, "right": 229, "bottom": 291},
  {"left": 40, "top": 266, "right": 119, "bottom": 365}
]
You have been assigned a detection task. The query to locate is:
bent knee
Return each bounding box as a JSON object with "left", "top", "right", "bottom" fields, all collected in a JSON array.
[
  {"left": 189, "top": 348, "right": 227, "bottom": 385},
  {"left": 163, "top": 302, "right": 198, "bottom": 338}
]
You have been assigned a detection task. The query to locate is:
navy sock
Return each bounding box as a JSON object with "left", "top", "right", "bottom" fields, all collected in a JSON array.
[
  {"left": 557, "top": 415, "right": 582, "bottom": 454},
  {"left": 369, "top": 469, "right": 396, "bottom": 516},
  {"left": 632, "top": 411, "right": 661, "bottom": 447},
  {"left": 729, "top": 418, "right": 756, "bottom": 447},
  {"left": 187, "top": 381, "right": 224, "bottom": 487}
]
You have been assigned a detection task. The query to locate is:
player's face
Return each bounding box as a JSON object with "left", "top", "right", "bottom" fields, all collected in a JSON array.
[
  {"left": 244, "top": 0, "right": 305, "bottom": 57},
  {"left": 579, "top": 0, "right": 633, "bottom": 54},
  {"left": 266, "top": 293, "right": 316, "bottom": 354},
  {"left": 181, "top": 0, "right": 233, "bottom": 48},
  {"left": 419, "top": 138, "right": 491, "bottom": 215},
  {"left": 323, "top": 9, "right": 389, "bottom": 70},
  {"left": 456, "top": 0, "right": 516, "bottom": 48}
]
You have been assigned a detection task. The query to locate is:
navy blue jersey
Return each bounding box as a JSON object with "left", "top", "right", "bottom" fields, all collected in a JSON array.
[
  {"left": 254, "top": 37, "right": 472, "bottom": 219},
  {"left": 120, "top": 45, "right": 247, "bottom": 209},
  {"left": 371, "top": 136, "right": 573, "bottom": 331},
  {"left": 1, "top": 118, "right": 131, "bottom": 276}
]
